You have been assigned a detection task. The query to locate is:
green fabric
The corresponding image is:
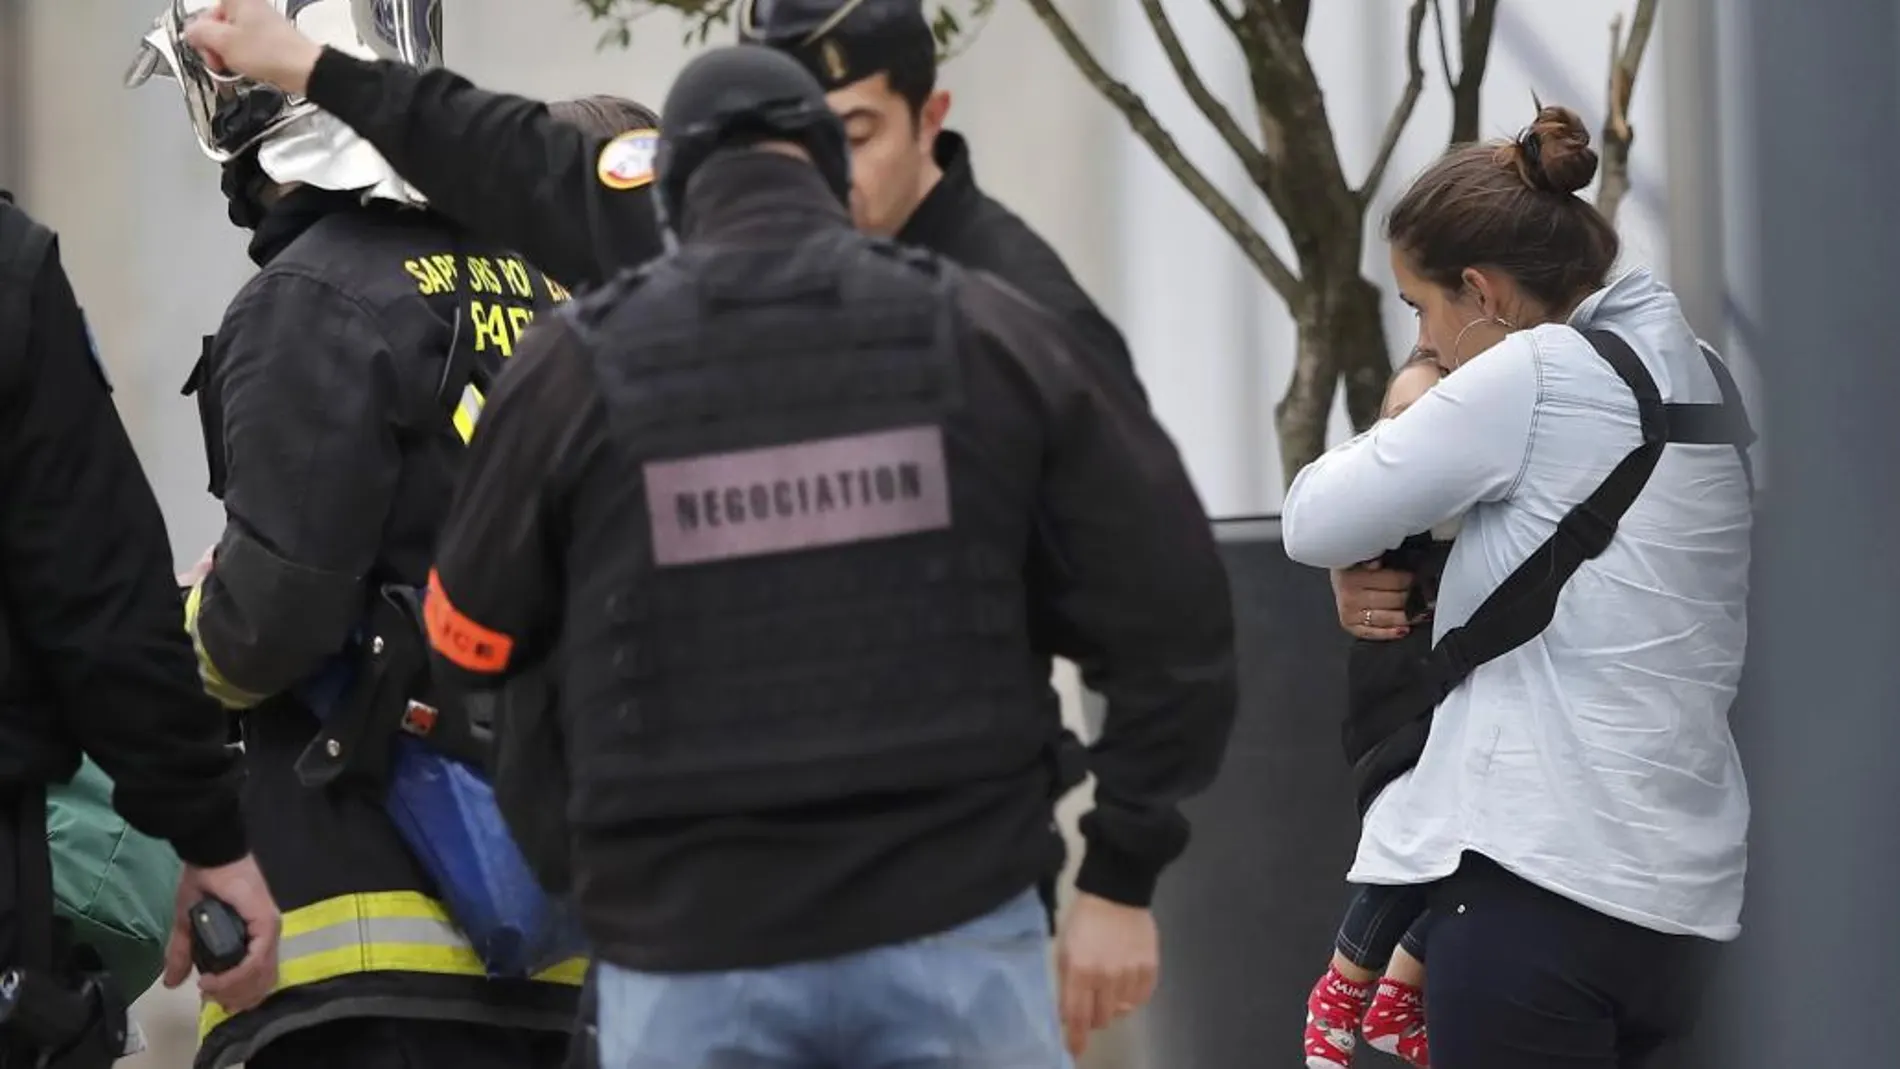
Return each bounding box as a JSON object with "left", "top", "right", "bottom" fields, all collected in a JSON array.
[{"left": 44, "top": 758, "right": 181, "bottom": 996}]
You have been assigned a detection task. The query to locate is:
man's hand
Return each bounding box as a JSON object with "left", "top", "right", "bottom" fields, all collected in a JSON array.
[
  {"left": 1055, "top": 893, "right": 1159, "bottom": 1058},
  {"left": 163, "top": 854, "right": 283, "bottom": 1014},
  {"left": 182, "top": 0, "right": 324, "bottom": 97},
  {"left": 1333, "top": 560, "right": 1415, "bottom": 641}
]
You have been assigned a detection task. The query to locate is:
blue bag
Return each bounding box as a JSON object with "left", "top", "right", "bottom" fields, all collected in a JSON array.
[
  {"left": 382, "top": 737, "right": 586, "bottom": 977},
  {"left": 295, "top": 592, "right": 587, "bottom": 978}
]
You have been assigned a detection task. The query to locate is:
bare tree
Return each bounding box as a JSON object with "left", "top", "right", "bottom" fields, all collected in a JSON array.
[
  {"left": 1596, "top": 0, "right": 1658, "bottom": 226},
  {"left": 580, "top": 0, "right": 1657, "bottom": 485}
]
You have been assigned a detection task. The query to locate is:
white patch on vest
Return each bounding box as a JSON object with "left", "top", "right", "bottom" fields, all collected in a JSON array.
[
  {"left": 596, "top": 129, "right": 660, "bottom": 191},
  {"left": 643, "top": 425, "right": 953, "bottom": 567}
]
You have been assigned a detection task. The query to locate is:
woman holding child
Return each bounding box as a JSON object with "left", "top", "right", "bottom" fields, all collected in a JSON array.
[{"left": 1284, "top": 103, "right": 1755, "bottom": 1069}]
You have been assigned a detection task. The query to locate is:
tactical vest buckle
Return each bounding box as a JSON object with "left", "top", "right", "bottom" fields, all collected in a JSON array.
[{"left": 401, "top": 700, "right": 440, "bottom": 739}]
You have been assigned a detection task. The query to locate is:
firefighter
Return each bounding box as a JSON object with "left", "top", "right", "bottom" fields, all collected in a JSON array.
[{"left": 126, "top": 4, "right": 598, "bottom": 1067}]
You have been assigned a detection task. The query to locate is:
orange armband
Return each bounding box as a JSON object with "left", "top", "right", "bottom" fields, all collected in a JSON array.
[{"left": 425, "top": 570, "right": 515, "bottom": 674}]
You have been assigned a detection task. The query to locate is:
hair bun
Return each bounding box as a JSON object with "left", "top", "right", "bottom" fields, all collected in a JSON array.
[{"left": 1507, "top": 105, "right": 1598, "bottom": 195}]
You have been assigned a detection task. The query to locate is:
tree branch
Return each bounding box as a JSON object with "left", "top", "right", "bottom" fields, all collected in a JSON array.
[
  {"left": 1448, "top": 0, "right": 1499, "bottom": 144},
  {"left": 1207, "top": 0, "right": 1242, "bottom": 37},
  {"left": 1359, "top": 0, "right": 1429, "bottom": 206},
  {"left": 1596, "top": 0, "right": 1658, "bottom": 225},
  {"left": 1232, "top": 0, "right": 1355, "bottom": 230},
  {"left": 1021, "top": 0, "right": 1303, "bottom": 302},
  {"left": 1139, "top": 0, "right": 1273, "bottom": 187},
  {"left": 1429, "top": 0, "right": 1456, "bottom": 99},
  {"left": 1280, "top": 0, "right": 1312, "bottom": 40}
]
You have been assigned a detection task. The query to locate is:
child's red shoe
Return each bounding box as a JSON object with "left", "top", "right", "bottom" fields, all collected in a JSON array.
[
  {"left": 1303, "top": 966, "right": 1373, "bottom": 1068},
  {"left": 1362, "top": 976, "right": 1430, "bottom": 1067}
]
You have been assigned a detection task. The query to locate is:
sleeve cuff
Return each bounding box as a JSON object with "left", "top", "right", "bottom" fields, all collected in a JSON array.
[
  {"left": 167, "top": 806, "right": 250, "bottom": 870},
  {"left": 185, "top": 580, "right": 269, "bottom": 710},
  {"left": 1074, "top": 837, "right": 1162, "bottom": 908},
  {"left": 305, "top": 47, "right": 371, "bottom": 113}
]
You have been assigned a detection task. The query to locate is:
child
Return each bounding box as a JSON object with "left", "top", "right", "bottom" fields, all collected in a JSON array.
[{"left": 1304, "top": 354, "right": 1449, "bottom": 1069}]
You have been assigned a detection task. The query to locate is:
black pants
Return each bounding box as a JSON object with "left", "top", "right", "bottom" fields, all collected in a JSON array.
[
  {"left": 1336, "top": 882, "right": 1434, "bottom": 969},
  {"left": 1424, "top": 853, "right": 1718, "bottom": 1069},
  {"left": 248, "top": 1017, "right": 569, "bottom": 1069}
]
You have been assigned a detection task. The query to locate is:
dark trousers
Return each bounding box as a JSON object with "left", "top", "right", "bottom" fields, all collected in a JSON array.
[
  {"left": 0, "top": 793, "right": 27, "bottom": 1067},
  {"left": 1424, "top": 853, "right": 1718, "bottom": 1069},
  {"left": 1336, "top": 882, "right": 1433, "bottom": 969},
  {"left": 248, "top": 1017, "right": 569, "bottom": 1069}
]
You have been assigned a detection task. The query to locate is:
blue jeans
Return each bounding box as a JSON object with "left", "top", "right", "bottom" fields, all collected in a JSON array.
[{"left": 594, "top": 888, "right": 1072, "bottom": 1069}]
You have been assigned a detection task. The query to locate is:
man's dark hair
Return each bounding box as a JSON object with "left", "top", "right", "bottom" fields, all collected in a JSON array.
[
  {"left": 884, "top": 56, "right": 935, "bottom": 121},
  {"left": 550, "top": 95, "right": 661, "bottom": 139}
]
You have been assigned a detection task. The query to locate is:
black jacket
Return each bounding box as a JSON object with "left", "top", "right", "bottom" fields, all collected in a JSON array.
[
  {"left": 301, "top": 52, "right": 665, "bottom": 293},
  {"left": 1342, "top": 533, "right": 1453, "bottom": 815},
  {"left": 185, "top": 190, "right": 580, "bottom": 1069},
  {"left": 898, "top": 132, "right": 1145, "bottom": 399},
  {"left": 424, "top": 153, "right": 1235, "bottom": 971},
  {"left": 188, "top": 189, "right": 579, "bottom": 699},
  {"left": 0, "top": 194, "right": 245, "bottom": 867}
]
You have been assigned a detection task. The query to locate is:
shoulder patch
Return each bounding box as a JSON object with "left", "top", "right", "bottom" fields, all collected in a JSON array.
[{"left": 597, "top": 129, "right": 660, "bottom": 192}]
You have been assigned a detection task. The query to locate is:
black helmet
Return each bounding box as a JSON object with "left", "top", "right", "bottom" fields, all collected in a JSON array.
[
  {"left": 736, "top": 0, "right": 935, "bottom": 93},
  {"left": 654, "top": 45, "right": 852, "bottom": 229}
]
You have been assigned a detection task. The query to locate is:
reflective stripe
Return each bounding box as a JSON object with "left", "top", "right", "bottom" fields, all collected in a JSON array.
[
  {"left": 184, "top": 580, "right": 269, "bottom": 710},
  {"left": 451, "top": 382, "right": 486, "bottom": 444},
  {"left": 198, "top": 890, "right": 585, "bottom": 1038}
]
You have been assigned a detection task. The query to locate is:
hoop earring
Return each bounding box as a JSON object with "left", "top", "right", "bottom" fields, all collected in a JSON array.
[{"left": 1447, "top": 314, "right": 1515, "bottom": 363}]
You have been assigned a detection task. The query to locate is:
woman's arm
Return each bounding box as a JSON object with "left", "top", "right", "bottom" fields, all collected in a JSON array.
[{"left": 1282, "top": 336, "right": 1541, "bottom": 569}]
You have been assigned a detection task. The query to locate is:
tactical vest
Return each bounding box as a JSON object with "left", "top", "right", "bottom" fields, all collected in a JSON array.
[
  {"left": 558, "top": 233, "right": 1063, "bottom": 824},
  {"left": 185, "top": 210, "right": 583, "bottom": 1069}
]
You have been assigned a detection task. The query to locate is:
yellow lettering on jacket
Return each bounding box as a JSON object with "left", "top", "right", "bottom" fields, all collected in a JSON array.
[
  {"left": 403, "top": 253, "right": 570, "bottom": 304},
  {"left": 402, "top": 251, "right": 573, "bottom": 434}
]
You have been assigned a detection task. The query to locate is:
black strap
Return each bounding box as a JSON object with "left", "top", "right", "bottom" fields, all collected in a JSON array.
[
  {"left": 1694, "top": 342, "right": 1757, "bottom": 494},
  {"left": 295, "top": 585, "right": 491, "bottom": 792},
  {"left": 1356, "top": 329, "right": 1756, "bottom": 744}
]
